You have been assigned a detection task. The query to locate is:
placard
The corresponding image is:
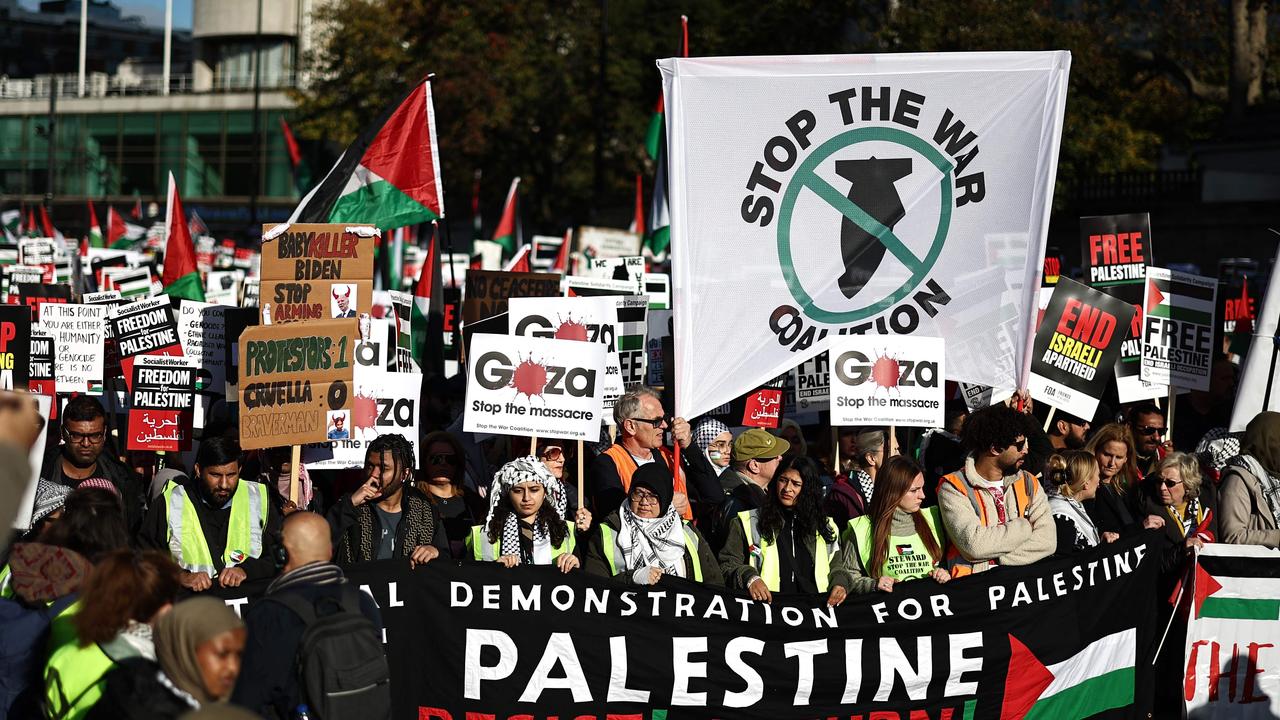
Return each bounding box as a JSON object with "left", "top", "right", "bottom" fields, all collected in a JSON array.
[
  {"left": 1027, "top": 278, "right": 1136, "bottom": 420},
  {"left": 958, "top": 382, "right": 1015, "bottom": 413},
  {"left": 584, "top": 255, "right": 644, "bottom": 289},
  {"left": 388, "top": 290, "right": 414, "bottom": 372},
  {"left": 615, "top": 295, "right": 649, "bottom": 389},
  {"left": 562, "top": 275, "right": 636, "bottom": 298},
  {"left": 576, "top": 226, "right": 641, "bottom": 259},
  {"left": 28, "top": 331, "right": 56, "bottom": 402},
  {"left": 462, "top": 270, "right": 563, "bottom": 326},
  {"left": 38, "top": 303, "right": 107, "bottom": 394},
  {"left": 302, "top": 369, "right": 423, "bottom": 470},
  {"left": 108, "top": 295, "right": 183, "bottom": 388},
  {"left": 101, "top": 266, "right": 154, "bottom": 298},
  {"left": 643, "top": 272, "right": 671, "bottom": 309},
  {"left": 792, "top": 351, "right": 830, "bottom": 411},
  {"left": 17, "top": 238, "right": 56, "bottom": 283},
  {"left": 1141, "top": 267, "right": 1217, "bottom": 391},
  {"left": 463, "top": 333, "right": 607, "bottom": 441},
  {"left": 508, "top": 296, "right": 618, "bottom": 348},
  {"left": 2, "top": 265, "right": 43, "bottom": 303},
  {"left": 0, "top": 305, "right": 31, "bottom": 390},
  {"left": 237, "top": 318, "right": 357, "bottom": 450},
  {"left": 259, "top": 224, "right": 377, "bottom": 323},
  {"left": 647, "top": 309, "right": 673, "bottom": 387},
  {"left": 829, "top": 336, "right": 944, "bottom": 427},
  {"left": 16, "top": 282, "right": 71, "bottom": 317},
  {"left": 127, "top": 355, "right": 196, "bottom": 452},
  {"left": 177, "top": 300, "right": 228, "bottom": 429}
]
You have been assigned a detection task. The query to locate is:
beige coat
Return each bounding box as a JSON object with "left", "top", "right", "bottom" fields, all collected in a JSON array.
[
  {"left": 1219, "top": 464, "right": 1280, "bottom": 548},
  {"left": 938, "top": 457, "right": 1056, "bottom": 572}
]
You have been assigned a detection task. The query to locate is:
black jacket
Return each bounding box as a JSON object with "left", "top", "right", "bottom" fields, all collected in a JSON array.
[
  {"left": 1084, "top": 483, "right": 1141, "bottom": 537},
  {"left": 327, "top": 485, "right": 449, "bottom": 563},
  {"left": 138, "top": 476, "right": 283, "bottom": 582},
  {"left": 1134, "top": 477, "right": 1220, "bottom": 597},
  {"left": 588, "top": 442, "right": 722, "bottom": 523},
  {"left": 40, "top": 443, "right": 147, "bottom": 534},
  {"left": 704, "top": 479, "right": 769, "bottom": 555},
  {"left": 232, "top": 568, "right": 383, "bottom": 719},
  {"left": 85, "top": 657, "right": 195, "bottom": 720}
]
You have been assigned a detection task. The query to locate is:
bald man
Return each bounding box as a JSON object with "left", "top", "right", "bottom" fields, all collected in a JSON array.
[{"left": 233, "top": 512, "right": 385, "bottom": 717}]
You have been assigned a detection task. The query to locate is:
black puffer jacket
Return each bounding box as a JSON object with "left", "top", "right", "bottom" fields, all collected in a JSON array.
[{"left": 86, "top": 657, "right": 197, "bottom": 720}]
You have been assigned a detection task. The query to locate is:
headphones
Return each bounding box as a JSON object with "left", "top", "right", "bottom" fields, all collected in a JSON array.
[{"left": 273, "top": 532, "right": 288, "bottom": 570}]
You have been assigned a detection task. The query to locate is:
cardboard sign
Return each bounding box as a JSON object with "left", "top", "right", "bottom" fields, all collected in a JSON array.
[
  {"left": 1027, "top": 279, "right": 1136, "bottom": 420},
  {"left": 646, "top": 309, "right": 673, "bottom": 387},
  {"left": 205, "top": 269, "right": 245, "bottom": 306},
  {"left": 177, "top": 300, "right": 228, "bottom": 429},
  {"left": 127, "top": 355, "right": 196, "bottom": 452},
  {"left": 442, "top": 286, "right": 461, "bottom": 377},
  {"left": 1141, "top": 268, "right": 1217, "bottom": 391},
  {"left": 1079, "top": 213, "right": 1162, "bottom": 403},
  {"left": 28, "top": 332, "right": 55, "bottom": 402},
  {"left": 529, "top": 235, "right": 565, "bottom": 272},
  {"left": 222, "top": 307, "right": 258, "bottom": 402},
  {"left": 562, "top": 275, "right": 636, "bottom": 298},
  {"left": 462, "top": 271, "right": 563, "bottom": 326},
  {"left": 109, "top": 295, "right": 183, "bottom": 388},
  {"left": 17, "top": 283, "right": 71, "bottom": 317},
  {"left": 17, "top": 238, "right": 56, "bottom": 283},
  {"left": 237, "top": 318, "right": 357, "bottom": 450},
  {"left": 2, "top": 265, "right": 43, "bottom": 303},
  {"left": 614, "top": 295, "right": 648, "bottom": 389},
  {"left": 302, "top": 368, "right": 423, "bottom": 470},
  {"left": 0, "top": 305, "right": 31, "bottom": 390},
  {"left": 463, "top": 333, "right": 607, "bottom": 441},
  {"left": 576, "top": 226, "right": 641, "bottom": 259},
  {"left": 829, "top": 336, "right": 945, "bottom": 428},
  {"left": 101, "top": 266, "right": 155, "bottom": 298},
  {"left": 792, "top": 352, "right": 830, "bottom": 412},
  {"left": 741, "top": 387, "right": 784, "bottom": 428},
  {"left": 240, "top": 279, "right": 260, "bottom": 308},
  {"left": 38, "top": 303, "right": 107, "bottom": 394},
  {"left": 259, "top": 224, "right": 377, "bottom": 323}
]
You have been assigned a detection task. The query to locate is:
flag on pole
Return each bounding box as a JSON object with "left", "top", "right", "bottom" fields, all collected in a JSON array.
[
  {"left": 161, "top": 172, "right": 205, "bottom": 301},
  {"left": 279, "top": 117, "right": 310, "bottom": 194},
  {"left": 283, "top": 78, "right": 445, "bottom": 230},
  {"left": 628, "top": 173, "right": 645, "bottom": 236},
  {"left": 37, "top": 205, "right": 56, "bottom": 239},
  {"left": 107, "top": 206, "right": 143, "bottom": 249},
  {"left": 1, "top": 209, "right": 20, "bottom": 243},
  {"left": 411, "top": 223, "right": 440, "bottom": 373},
  {"left": 471, "top": 169, "right": 483, "bottom": 240},
  {"left": 502, "top": 244, "right": 531, "bottom": 273},
  {"left": 552, "top": 228, "right": 571, "bottom": 274},
  {"left": 131, "top": 193, "right": 142, "bottom": 219},
  {"left": 26, "top": 207, "right": 38, "bottom": 237},
  {"left": 644, "top": 15, "right": 687, "bottom": 263},
  {"left": 491, "top": 177, "right": 520, "bottom": 258},
  {"left": 86, "top": 202, "right": 104, "bottom": 248}
]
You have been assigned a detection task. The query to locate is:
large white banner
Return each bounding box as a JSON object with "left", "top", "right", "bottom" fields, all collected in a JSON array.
[
  {"left": 1231, "top": 260, "right": 1280, "bottom": 431},
  {"left": 661, "top": 52, "right": 1070, "bottom": 418}
]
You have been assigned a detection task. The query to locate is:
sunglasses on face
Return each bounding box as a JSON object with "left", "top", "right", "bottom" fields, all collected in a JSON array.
[
  {"left": 1137, "top": 425, "right": 1166, "bottom": 436},
  {"left": 1160, "top": 479, "right": 1182, "bottom": 488},
  {"left": 631, "top": 416, "right": 669, "bottom": 428},
  {"left": 540, "top": 446, "right": 564, "bottom": 461},
  {"left": 427, "top": 453, "right": 458, "bottom": 466},
  {"left": 1008, "top": 439, "right": 1027, "bottom": 452}
]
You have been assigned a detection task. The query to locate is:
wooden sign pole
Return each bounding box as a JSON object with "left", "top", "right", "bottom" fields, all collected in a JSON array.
[
  {"left": 1165, "top": 386, "right": 1177, "bottom": 443},
  {"left": 832, "top": 425, "right": 840, "bottom": 475},
  {"left": 577, "top": 440, "right": 585, "bottom": 511},
  {"left": 531, "top": 433, "right": 538, "bottom": 456},
  {"left": 1043, "top": 406, "right": 1056, "bottom": 433},
  {"left": 289, "top": 444, "right": 301, "bottom": 505}
]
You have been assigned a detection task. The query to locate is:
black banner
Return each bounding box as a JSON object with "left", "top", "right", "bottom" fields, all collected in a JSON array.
[
  {"left": 16, "top": 282, "right": 71, "bottom": 316},
  {"left": 0, "top": 305, "right": 30, "bottom": 390},
  {"left": 1079, "top": 213, "right": 1155, "bottom": 401},
  {"left": 221, "top": 538, "right": 1160, "bottom": 719},
  {"left": 108, "top": 295, "right": 182, "bottom": 388}
]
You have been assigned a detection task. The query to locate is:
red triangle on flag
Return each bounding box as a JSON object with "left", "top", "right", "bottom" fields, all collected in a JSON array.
[
  {"left": 414, "top": 226, "right": 436, "bottom": 300},
  {"left": 1147, "top": 279, "right": 1166, "bottom": 312},
  {"left": 162, "top": 172, "right": 199, "bottom": 286},
  {"left": 1193, "top": 562, "right": 1223, "bottom": 619},
  {"left": 1000, "top": 634, "right": 1055, "bottom": 720},
  {"left": 107, "top": 207, "right": 128, "bottom": 244},
  {"left": 552, "top": 229, "right": 571, "bottom": 273}
]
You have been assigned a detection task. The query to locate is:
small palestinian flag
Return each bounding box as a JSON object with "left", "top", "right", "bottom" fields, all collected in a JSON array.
[
  {"left": 895, "top": 543, "right": 913, "bottom": 556},
  {"left": 1145, "top": 267, "right": 1216, "bottom": 327}
]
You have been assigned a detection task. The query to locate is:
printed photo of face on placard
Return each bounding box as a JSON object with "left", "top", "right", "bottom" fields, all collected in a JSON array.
[
  {"left": 331, "top": 284, "right": 357, "bottom": 318},
  {"left": 326, "top": 409, "right": 351, "bottom": 440}
]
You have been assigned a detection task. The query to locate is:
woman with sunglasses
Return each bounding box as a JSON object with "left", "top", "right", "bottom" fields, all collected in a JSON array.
[
  {"left": 467, "top": 456, "right": 591, "bottom": 572},
  {"left": 1083, "top": 424, "right": 1164, "bottom": 536},
  {"left": 584, "top": 463, "right": 723, "bottom": 586},
  {"left": 420, "top": 431, "right": 487, "bottom": 559},
  {"left": 843, "top": 456, "right": 949, "bottom": 595}
]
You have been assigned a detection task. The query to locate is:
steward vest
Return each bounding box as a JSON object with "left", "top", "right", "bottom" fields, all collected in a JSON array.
[
  {"left": 602, "top": 445, "right": 692, "bottom": 520},
  {"left": 598, "top": 521, "right": 704, "bottom": 582},
  {"left": 43, "top": 642, "right": 113, "bottom": 720},
  {"left": 938, "top": 471, "right": 1038, "bottom": 577},
  {"left": 0, "top": 563, "right": 11, "bottom": 599},
  {"left": 845, "top": 507, "right": 944, "bottom": 582},
  {"left": 467, "top": 524, "right": 576, "bottom": 564},
  {"left": 162, "top": 480, "right": 268, "bottom": 576},
  {"left": 736, "top": 510, "right": 838, "bottom": 593}
]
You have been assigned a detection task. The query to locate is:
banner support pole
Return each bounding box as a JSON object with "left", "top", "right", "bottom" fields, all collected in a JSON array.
[
  {"left": 531, "top": 433, "right": 537, "bottom": 456},
  {"left": 1043, "top": 406, "right": 1056, "bottom": 433},
  {"left": 1166, "top": 386, "right": 1177, "bottom": 444},
  {"left": 289, "top": 444, "right": 300, "bottom": 505},
  {"left": 832, "top": 425, "right": 839, "bottom": 475},
  {"left": 576, "top": 439, "right": 584, "bottom": 512}
]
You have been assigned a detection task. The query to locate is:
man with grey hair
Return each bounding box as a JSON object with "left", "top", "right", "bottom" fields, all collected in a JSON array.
[{"left": 589, "top": 386, "right": 721, "bottom": 523}]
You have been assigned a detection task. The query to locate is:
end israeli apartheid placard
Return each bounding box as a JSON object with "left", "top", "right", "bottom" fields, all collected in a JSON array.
[
  {"left": 259, "top": 223, "right": 377, "bottom": 323},
  {"left": 127, "top": 355, "right": 196, "bottom": 452},
  {"left": 237, "top": 318, "right": 357, "bottom": 450},
  {"left": 829, "top": 336, "right": 944, "bottom": 427},
  {"left": 38, "top": 303, "right": 107, "bottom": 394},
  {"left": 1028, "top": 278, "right": 1135, "bottom": 420},
  {"left": 464, "top": 333, "right": 607, "bottom": 441},
  {"left": 0, "top": 306, "right": 31, "bottom": 390},
  {"left": 1141, "top": 267, "right": 1217, "bottom": 391},
  {"left": 108, "top": 295, "right": 183, "bottom": 388}
]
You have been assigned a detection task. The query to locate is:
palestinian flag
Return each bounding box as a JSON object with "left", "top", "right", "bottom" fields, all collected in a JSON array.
[
  {"left": 37, "top": 205, "right": 57, "bottom": 239},
  {"left": 1001, "top": 630, "right": 1136, "bottom": 720},
  {"left": 130, "top": 193, "right": 142, "bottom": 219},
  {"left": 628, "top": 172, "right": 645, "bottom": 236},
  {"left": 1192, "top": 545, "right": 1280, "bottom": 621},
  {"left": 411, "top": 223, "right": 440, "bottom": 374},
  {"left": 644, "top": 17, "right": 688, "bottom": 263},
  {"left": 1, "top": 209, "right": 19, "bottom": 243},
  {"left": 107, "top": 206, "right": 143, "bottom": 249},
  {"left": 491, "top": 177, "right": 520, "bottom": 258},
  {"left": 26, "top": 207, "right": 38, "bottom": 237},
  {"left": 502, "top": 244, "right": 531, "bottom": 273},
  {"left": 1145, "top": 268, "right": 1216, "bottom": 327},
  {"left": 285, "top": 78, "right": 445, "bottom": 229},
  {"left": 161, "top": 172, "right": 205, "bottom": 301},
  {"left": 552, "top": 228, "right": 571, "bottom": 273},
  {"left": 644, "top": 16, "right": 687, "bottom": 160},
  {"left": 87, "top": 202, "right": 104, "bottom": 248}
]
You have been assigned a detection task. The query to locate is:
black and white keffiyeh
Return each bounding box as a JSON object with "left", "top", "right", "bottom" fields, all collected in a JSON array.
[
  {"left": 1230, "top": 454, "right": 1280, "bottom": 529},
  {"left": 485, "top": 456, "right": 568, "bottom": 557},
  {"left": 617, "top": 502, "right": 687, "bottom": 578}
]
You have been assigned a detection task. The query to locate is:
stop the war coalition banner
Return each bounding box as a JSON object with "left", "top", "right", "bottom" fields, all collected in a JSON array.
[
  {"left": 662, "top": 52, "right": 1069, "bottom": 418},
  {"left": 221, "top": 537, "right": 1158, "bottom": 719}
]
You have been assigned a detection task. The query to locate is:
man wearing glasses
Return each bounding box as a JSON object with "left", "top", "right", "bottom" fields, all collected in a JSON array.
[
  {"left": 38, "top": 395, "right": 145, "bottom": 532},
  {"left": 937, "top": 404, "right": 1055, "bottom": 576},
  {"left": 590, "top": 387, "right": 721, "bottom": 523},
  {"left": 1127, "top": 403, "right": 1170, "bottom": 477}
]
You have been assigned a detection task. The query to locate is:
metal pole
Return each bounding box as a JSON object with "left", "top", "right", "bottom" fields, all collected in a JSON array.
[
  {"left": 162, "top": 0, "right": 172, "bottom": 95},
  {"left": 45, "top": 51, "right": 58, "bottom": 216},
  {"left": 249, "top": 0, "right": 264, "bottom": 231},
  {"left": 78, "top": 0, "right": 87, "bottom": 97},
  {"left": 590, "top": 0, "right": 608, "bottom": 222}
]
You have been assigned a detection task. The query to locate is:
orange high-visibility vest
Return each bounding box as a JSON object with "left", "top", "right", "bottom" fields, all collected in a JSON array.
[
  {"left": 938, "top": 471, "right": 1038, "bottom": 577},
  {"left": 602, "top": 444, "right": 692, "bottom": 520}
]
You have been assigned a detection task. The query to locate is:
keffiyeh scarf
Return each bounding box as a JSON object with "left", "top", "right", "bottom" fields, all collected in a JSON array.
[
  {"left": 1231, "top": 454, "right": 1280, "bottom": 528},
  {"left": 616, "top": 503, "right": 687, "bottom": 578},
  {"left": 486, "top": 456, "right": 568, "bottom": 557}
]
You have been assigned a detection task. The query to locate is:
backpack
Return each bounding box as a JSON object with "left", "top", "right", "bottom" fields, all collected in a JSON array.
[
  {"left": 270, "top": 585, "right": 391, "bottom": 720},
  {"left": 0, "top": 593, "right": 78, "bottom": 718}
]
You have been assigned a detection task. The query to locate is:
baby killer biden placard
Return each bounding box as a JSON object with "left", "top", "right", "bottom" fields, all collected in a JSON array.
[{"left": 259, "top": 224, "right": 377, "bottom": 324}]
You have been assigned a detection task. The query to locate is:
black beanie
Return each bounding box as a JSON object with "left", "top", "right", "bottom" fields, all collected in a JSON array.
[{"left": 630, "top": 463, "right": 675, "bottom": 515}]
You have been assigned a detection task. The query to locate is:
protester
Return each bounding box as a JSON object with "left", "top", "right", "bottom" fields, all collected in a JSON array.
[
  {"left": 705, "top": 429, "right": 787, "bottom": 551},
  {"left": 774, "top": 419, "right": 808, "bottom": 460},
  {"left": 1045, "top": 450, "right": 1114, "bottom": 556},
  {"left": 823, "top": 428, "right": 889, "bottom": 526},
  {"left": 468, "top": 456, "right": 589, "bottom": 572},
  {"left": 584, "top": 463, "right": 722, "bottom": 586},
  {"left": 589, "top": 387, "right": 720, "bottom": 521},
  {"left": 1219, "top": 411, "right": 1280, "bottom": 548},
  {"left": 43, "top": 550, "right": 182, "bottom": 720},
  {"left": 257, "top": 446, "right": 324, "bottom": 515},
  {"left": 937, "top": 404, "right": 1055, "bottom": 575},
  {"left": 329, "top": 433, "right": 449, "bottom": 566},
  {"left": 420, "top": 431, "right": 487, "bottom": 559},
  {"left": 919, "top": 402, "right": 967, "bottom": 503},
  {"left": 1126, "top": 403, "right": 1169, "bottom": 476},
  {"left": 691, "top": 418, "right": 732, "bottom": 479},
  {"left": 1194, "top": 428, "right": 1241, "bottom": 486},
  {"left": 233, "top": 512, "right": 387, "bottom": 719},
  {"left": 1141, "top": 453, "right": 1217, "bottom": 586},
  {"left": 1046, "top": 411, "right": 1090, "bottom": 451},
  {"left": 1083, "top": 423, "right": 1159, "bottom": 536},
  {"left": 718, "top": 455, "right": 851, "bottom": 605},
  {"left": 843, "top": 456, "right": 949, "bottom": 594},
  {"left": 87, "top": 596, "right": 245, "bottom": 720},
  {"left": 140, "top": 435, "right": 282, "bottom": 592},
  {"left": 39, "top": 395, "right": 146, "bottom": 533}
]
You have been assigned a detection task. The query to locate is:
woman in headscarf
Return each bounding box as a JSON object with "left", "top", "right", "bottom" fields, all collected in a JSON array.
[
  {"left": 1220, "top": 411, "right": 1280, "bottom": 548},
  {"left": 87, "top": 596, "right": 245, "bottom": 720},
  {"left": 1045, "top": 450, "right": 1113, "bottom": 557},
  {"left": 843, "top": 455, "right": 949, "bottom": 594},
  {"left": 420, "top": 431, "right": 487, "bottom": 559},
  {"left": 719, "top": 455, "right": 852, "bottom": 606},
  {"left": 774, "top": 419, "right": 808, "bottom": 460},
  {"left": 584, "top": 463, "right": 723, "bottom": 586},
  {"left": 466, "top": 456, "right": 591, "bottom": 572},
  {"left": 692, "top": 418, "right": 732, "bottom": 481}
]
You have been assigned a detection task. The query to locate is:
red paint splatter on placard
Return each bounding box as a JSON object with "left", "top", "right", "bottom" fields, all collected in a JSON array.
[
  {"left": 871, "top": 353, "right": 900, "bottom": 389},
  {"left": 554, "top": 316, "right": 589, "bottom": 342},
  {"left": 510, "top": 357, "right": 549, "bottom": 399},
  {"left": 352, "top": 393, "right": 378, "bottom": 430}
]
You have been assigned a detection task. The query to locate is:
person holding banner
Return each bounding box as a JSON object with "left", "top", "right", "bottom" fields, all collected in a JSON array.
[
  {"left": 1218, "top": 411, "right": 1280, "bottom": 549},
  {"left": 718, "top": 455, "right": 852, "bottom": 606},
  {"left": 468, "top": 456, "right": 589, "bottom": 572},
  {"left": 1044, "top": 450, "right": 1113, "bottom": 556},
  {"left": 843, "top": 456, "right": 949, "bottom": 595},
  {"left": 937, "top": 405, "right": 1055, "bottom": 576},
  {"left": 257, "top": 446, "right": 324, "bottom": 515},
  {"left": 584, "top": 463, "right": 723, "bottom": 586},
  {"left": 1082, "top": 424, "right": 1156, "bottom": 537}
]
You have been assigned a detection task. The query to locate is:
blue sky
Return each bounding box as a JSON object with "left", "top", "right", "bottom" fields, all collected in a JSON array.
[{"left": 20, "top": 0, "right": 193, "bottom": 29}]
